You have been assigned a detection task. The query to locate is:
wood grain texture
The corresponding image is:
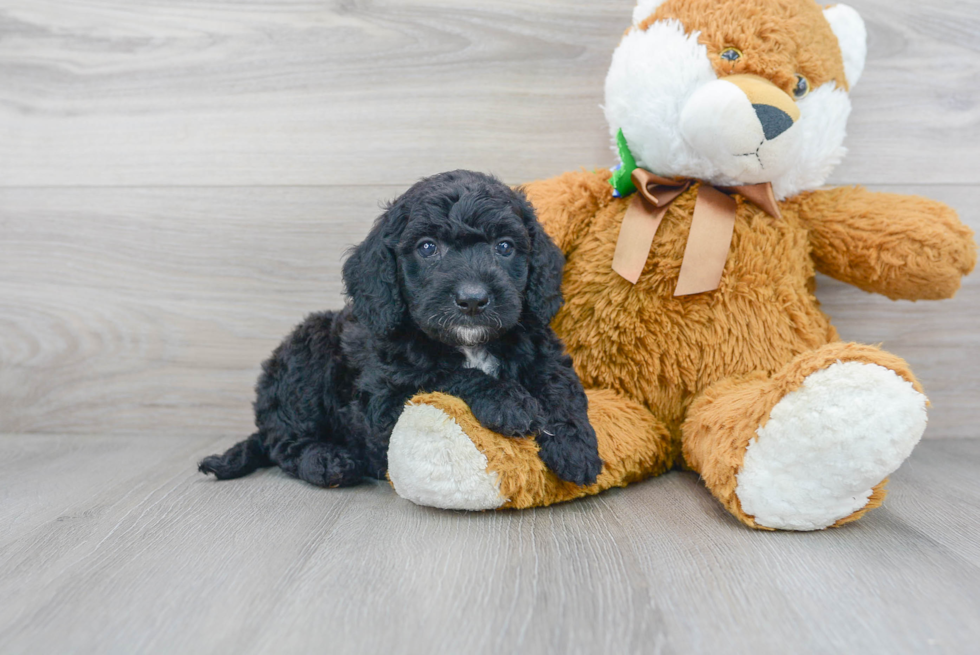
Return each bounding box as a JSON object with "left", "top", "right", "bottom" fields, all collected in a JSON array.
[
  {"left": 1, "top": 0, "right": 978, "bottom": 187},
  {"left": 0, "top": 185, "right": 385, "bottom": 437},
  {"left": 1, "top": 184, "right": 976, "bottom": 438},
  {"left": 0, "top": 434, "right": 977, "bottom": 654}
]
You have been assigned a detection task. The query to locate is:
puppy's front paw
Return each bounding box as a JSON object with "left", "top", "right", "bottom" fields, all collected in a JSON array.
[
  {"left": 470, "top": 390, "right": 541, "bottom": 437},
  {"left": 538, "top": 422, "right": 604, "bottom": 487}
]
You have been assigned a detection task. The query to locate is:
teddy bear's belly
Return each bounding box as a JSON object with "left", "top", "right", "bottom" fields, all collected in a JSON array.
[{"left": 552, "top": 199, "right": 836, "bottom": 432}]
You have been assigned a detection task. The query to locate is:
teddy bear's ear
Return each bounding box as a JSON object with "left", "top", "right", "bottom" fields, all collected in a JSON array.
[
  {"left": 824, "top": 4, "right": 867, "bottom": 88},
  {"left": 632, "top": 0, "right": 667, "bottom": 27}
]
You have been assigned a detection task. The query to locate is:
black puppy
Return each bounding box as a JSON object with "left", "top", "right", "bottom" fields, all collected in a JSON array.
[{"left": 199, "top": 170, "right": 602, "bottom": 488}]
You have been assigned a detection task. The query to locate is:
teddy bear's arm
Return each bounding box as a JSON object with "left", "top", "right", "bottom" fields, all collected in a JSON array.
[
  {"left": 520, "top": 169, "right": 613, "bottom": 255},
  {"left": 792, "top": 186, "right": 977, "bottom": 300}
]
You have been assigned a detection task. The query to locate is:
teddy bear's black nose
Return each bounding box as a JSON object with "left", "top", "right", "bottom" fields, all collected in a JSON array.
[
  {"left": 455, "top": 284, "right": 490, "bottom": 316},
  {"left": 753, "top": 104, "right": 795, "bottom": 140}
]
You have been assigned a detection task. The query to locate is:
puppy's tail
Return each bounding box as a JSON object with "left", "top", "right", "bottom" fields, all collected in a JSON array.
[{"left": 198, "top": 433, "right": 271, "bottom": 480}]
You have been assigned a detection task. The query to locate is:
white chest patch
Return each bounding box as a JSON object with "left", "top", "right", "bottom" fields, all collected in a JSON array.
[{"left": 459, "top": 346, "right": 500, "bottom": 378}]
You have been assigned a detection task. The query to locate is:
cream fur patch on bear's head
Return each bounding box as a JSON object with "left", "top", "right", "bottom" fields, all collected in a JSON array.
[{"left": 606, "top": 0, "right": 867, "bottom": 199}]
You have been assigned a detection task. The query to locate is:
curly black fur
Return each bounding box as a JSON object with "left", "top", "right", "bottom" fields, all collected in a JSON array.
[{"left": 199, "top": 170, "right": 602, "bottom": 488}]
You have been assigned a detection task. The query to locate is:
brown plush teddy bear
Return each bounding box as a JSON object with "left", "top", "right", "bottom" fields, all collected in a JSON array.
[{"left": 385, "top": 0, "right": 976, "bottom": 530}]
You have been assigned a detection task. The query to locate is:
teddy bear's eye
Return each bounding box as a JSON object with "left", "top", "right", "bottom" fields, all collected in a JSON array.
[
  {"left": 720, "top": 48, "right": 742, "bottom": 62},
  {"left": 793, "top": 74, "right": 810, "bottom": 99}
]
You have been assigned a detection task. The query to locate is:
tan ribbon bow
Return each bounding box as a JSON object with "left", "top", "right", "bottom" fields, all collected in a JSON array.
[{"left": 611, "top": 169, "right": 782, "bottom": 296}]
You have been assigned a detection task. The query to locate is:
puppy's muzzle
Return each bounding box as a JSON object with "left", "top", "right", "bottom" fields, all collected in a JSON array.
[{"left": 454, "top": 283, "right": 490, "bottom": 316}]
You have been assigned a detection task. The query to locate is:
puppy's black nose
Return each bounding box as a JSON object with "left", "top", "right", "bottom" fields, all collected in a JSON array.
[{"left": 455, "top": 284, "right": 490, "bottom": 316}]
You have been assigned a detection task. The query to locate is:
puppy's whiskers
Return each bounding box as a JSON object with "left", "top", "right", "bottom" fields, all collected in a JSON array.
[
  {"left": 453, "top": 325, "right": 490, "bottom": 346},
  {"left": 484, "top": 311, "right": 503, "bottom": 329}
]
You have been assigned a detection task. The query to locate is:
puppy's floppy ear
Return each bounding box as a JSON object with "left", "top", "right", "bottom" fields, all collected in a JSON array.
[
  {"left": 516, "top": 191, "right": 565, "bottom": 327},
  {"left": 342, "top": 204, "right": 408, "bottom": 337}
]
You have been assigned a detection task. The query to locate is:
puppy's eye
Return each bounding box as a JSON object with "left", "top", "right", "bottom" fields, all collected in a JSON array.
[
  {"left": 720, "top": 48, "right": 742, "bottom": 63},
  {"left": 494, "top": 240, "right": 514, "bottom": 257},
  {"left": 793, "top": 74, "right": 810, "bottom": 99},
  {"left": 417, "top": 240, "right": 439, "bottom": 258}
]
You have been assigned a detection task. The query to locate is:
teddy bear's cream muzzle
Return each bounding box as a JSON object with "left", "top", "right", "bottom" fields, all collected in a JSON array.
[{"left": 679, "top": 74, "right": 803, "bottom": 183}]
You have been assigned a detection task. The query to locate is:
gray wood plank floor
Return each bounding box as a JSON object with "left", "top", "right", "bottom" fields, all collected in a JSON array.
[
  {"left": 1, "top": 0, "right": 978, "bottom": 186},
  {"left": 1, "top": 435, "right": 978, "bottom": 655}
]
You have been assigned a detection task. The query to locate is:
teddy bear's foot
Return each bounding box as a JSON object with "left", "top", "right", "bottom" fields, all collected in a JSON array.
[
  {"left": 388, "top": 401, "right": 507, "bottom": 510},
  {"left": 684, "top": 342, "right": 927, "bottom": 531},
  {"left": 736, "top": 360, "right": 926, "bottom": 530},
  {"left": 388, "top": 389, "right": 675, "bottom": 510}
]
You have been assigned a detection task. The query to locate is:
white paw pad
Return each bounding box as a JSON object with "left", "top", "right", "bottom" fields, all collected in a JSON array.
[
  {"left": 736, "top": 362, "right": 927, "bottom": 531},
  {"left": 388, "top": 404, "right": 506, "bottom": 510}
]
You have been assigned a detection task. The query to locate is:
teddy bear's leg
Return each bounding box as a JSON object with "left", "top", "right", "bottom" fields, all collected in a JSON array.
[
  {"left": 387, "top": 388, "right": 675, "bottom": 510},
  {"left": 682, "top": 342, "right": 928, "bottom": 531}
]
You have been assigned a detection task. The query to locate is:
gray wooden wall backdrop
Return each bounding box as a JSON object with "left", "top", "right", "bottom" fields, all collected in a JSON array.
[{"left": 1, "top": 0, "right": 977, "bottom": 439}]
